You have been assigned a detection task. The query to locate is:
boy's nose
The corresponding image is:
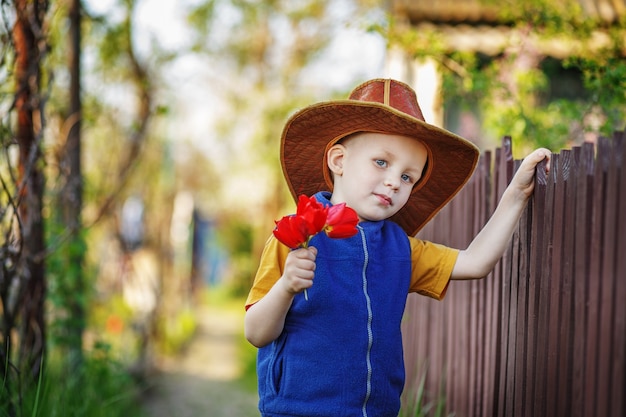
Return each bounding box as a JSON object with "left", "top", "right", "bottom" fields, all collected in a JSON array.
[{"left": 384, "top": 177, "right": 400, "bottom": 191}]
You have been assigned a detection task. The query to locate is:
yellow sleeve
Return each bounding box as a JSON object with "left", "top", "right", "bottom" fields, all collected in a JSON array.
[
  {"left": 408, "top": 237, "right": 459, "bottom": 300},
  {"left": 245, "top": 235, "right": 290, "bottom": 310}
]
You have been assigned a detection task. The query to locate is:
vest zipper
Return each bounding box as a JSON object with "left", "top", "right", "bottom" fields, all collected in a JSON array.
[{"left": 358, "top": 226, "right": 373, "bottom": 417}]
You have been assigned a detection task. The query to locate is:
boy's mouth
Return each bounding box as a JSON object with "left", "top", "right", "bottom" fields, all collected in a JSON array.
[{"left": 374, "top": 193, "right": 392, "bottom": 207}]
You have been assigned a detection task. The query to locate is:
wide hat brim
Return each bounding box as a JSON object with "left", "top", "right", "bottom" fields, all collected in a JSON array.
[{"left": 280, "top": 85, "right": 480, "bottom": 236}]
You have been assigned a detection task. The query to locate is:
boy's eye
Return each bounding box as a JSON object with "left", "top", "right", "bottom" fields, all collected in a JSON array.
[{"left": 375, "top": 159, "right": 387, "bottom": 167}]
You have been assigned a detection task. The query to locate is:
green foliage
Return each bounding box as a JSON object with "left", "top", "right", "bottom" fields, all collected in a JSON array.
[
  {"left": 155, "top": 308, "right": 197, "bottom": 356},
  {"left": 45, "top": 212, "right": 91, "bottom": 368},
  {"left": 375, "top": 0, "right": 625, "bottom": 154},
  {"left": 187, "top": 0, "right": 333, "bottom": 75},
  {"left": 493, "top": 0, "right": 593, "bottom": 33},
  {"left": 217, "top": 219, "right": 258, "bottom": 296},
  {"left": 1, "top": 343, "right": 145, "bottom": 417},
  {"left": 187, "top": 0, "right": 217, "bottom": 33},
  {"left": 571, "top": 55, "right": 626, "bottom": 136},
  {"left": 86, "top": 293, "right": 145, "bottom": 363}
]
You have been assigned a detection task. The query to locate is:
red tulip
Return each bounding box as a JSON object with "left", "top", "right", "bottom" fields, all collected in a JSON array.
[
  {"left": 273, "top": 214, "right": 310, "bottom": 249},
  {"left": 324, "top": 203, "right": 359, "bottom": 239},
  {"left": 296, "top": 195, "right": 328, "bottom": 237},
  {"left": 273, "top": 197, "right": 359, "bottom": 248}
]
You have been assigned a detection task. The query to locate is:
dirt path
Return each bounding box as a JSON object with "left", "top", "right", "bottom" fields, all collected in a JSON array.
[{"left": 141, "top": 303, "right": 260, "bottom": 417}]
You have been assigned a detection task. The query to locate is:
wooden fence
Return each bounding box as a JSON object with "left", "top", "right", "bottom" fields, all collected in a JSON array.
[{"left": 401, "top": 132, "right": 625, "bottom": 417}]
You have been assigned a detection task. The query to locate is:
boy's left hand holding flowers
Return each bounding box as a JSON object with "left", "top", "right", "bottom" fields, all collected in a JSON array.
[{"left": 273, "top": 195, "right": 359, "bottom": 300}]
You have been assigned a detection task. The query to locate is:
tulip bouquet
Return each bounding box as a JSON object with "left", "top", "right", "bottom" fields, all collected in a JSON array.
[{"left": 273, "top": 195, "right": 359, "bottom": 300}]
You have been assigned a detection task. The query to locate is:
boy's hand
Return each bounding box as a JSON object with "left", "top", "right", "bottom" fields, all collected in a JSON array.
[
  {"left": 452, "top": 147, "right": 552, "bottom": 280},
  {"left": 280, "top": 246, "right": 317, "bottom": 295},
  {"left": 510, "top": 148, "right": 552, "bottom": 199}
]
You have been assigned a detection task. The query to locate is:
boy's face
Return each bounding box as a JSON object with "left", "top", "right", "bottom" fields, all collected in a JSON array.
[{"left": 327, "top": 132, "right": 428, "bottom": 222}]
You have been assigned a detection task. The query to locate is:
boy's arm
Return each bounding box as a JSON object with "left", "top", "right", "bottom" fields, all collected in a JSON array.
[
  {"left": 451, "top": 148, "right": 551, "bottom": 280},
  {"left": 244, "top": 246, "right": 317, "bottom": 347}
]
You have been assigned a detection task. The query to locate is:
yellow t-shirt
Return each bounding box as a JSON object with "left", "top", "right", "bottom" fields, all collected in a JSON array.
[{"left": 245, "top": 235, "right": 458, "bottom": 309}]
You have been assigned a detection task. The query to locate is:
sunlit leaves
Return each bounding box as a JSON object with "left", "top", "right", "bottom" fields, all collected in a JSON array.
[{"left": 379, "top": 0, "right": 625, "bottom": 152}]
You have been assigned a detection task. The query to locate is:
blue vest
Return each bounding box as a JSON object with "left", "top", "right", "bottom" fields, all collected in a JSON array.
[{"left": 257, "top": 192, "right": 412, "bottom": 417}]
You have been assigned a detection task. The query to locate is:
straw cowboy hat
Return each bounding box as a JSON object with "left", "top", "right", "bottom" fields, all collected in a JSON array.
[{"left": 280, "top": 78, "right": 480, "bottom": 236}]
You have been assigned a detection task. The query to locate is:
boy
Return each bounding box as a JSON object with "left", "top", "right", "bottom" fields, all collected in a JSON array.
[{"left": 245, "top": 79, "right": 551, "bottom": 417}]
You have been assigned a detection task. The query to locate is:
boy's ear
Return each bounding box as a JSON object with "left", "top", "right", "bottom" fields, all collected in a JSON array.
[{"left": 327, "top": 144, "right": 345, "bottom": 176}]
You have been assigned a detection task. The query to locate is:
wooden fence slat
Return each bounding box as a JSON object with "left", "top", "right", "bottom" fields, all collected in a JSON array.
[
  {"left": 557, "top": 149, "right": 575, "bottom": 417},
  {"left": 598, "top": 135, "right": 620, "bottom": 417},
  {"left": 571, "top": 142, "right": 595, "bottom": 417},
  {"left": 465, "top": 172, "right": 480, "bottom": 417},
  {"left": 611, "top": 132, "right": 626, "bottom": 417},
  {"left": 481, "top": 151, "right": 495, "bottom": 417},
  {"left": 458, "top": 193, "right": 472, "bottom": 416},
  {"left": 590, "top": 137, "right": 615, "bottom": 417},
  {"left": 427, "top": 296, "right": 443, "bottom": 409},
  {"left": 484, "top": 149, "right": 499, "bottom": 417},
  {"left": 503, "top": 159, "right": 522, "bottom": 416},
  {"left": 533, "top": 153, "right": 556, "bottom": 417},
  {"left": 546, "top": 151, "right": 568, "bottom": 417},
  {"left": 468, "top": 279, "right": 480, "bottom": 416},
  {"left": 524, "top": 155, "right": 547, "bottom": 414},
  {"left": 482, "top": 149, "right": 498, "bottom": 417},
  {"left": 584, "top": 136, "right": 607, "bottom": 417},
  {"left": 446, "top": 261, "right": 457, "bottom": 412},
  {"left": 513, "top": 170, "right": 532, "bottom": 416},
  {"left": 496, "top": 139, "right": 514, "bottom": 417},
  {"left": 503, "top": 210, "right": 518, "bottom": 416},
  {"left": 475, "top": 154, "right": 490, "bottom": 417},
  {"left": 447, "top": 290, "right": 456, "bottom": 414}
]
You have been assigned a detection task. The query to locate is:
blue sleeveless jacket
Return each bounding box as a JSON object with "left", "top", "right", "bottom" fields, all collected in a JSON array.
[{"left": 257, "top": 192, "right": 412, "bottom": 417}]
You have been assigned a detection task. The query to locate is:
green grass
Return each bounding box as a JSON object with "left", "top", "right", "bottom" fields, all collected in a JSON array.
[
  {"left": 1, "top": 343, "right": 146, "bottom": 417},
  {"left": 400, "top": 362, "right": 454, "bottom": 417}
]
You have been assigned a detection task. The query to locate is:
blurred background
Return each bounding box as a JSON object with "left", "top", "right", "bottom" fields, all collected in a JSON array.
[{"left": 1, "top": 0, "right": 624, "bottom": 415}]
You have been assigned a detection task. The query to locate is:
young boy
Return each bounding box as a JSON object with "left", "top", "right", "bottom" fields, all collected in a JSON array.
[{"left": 244, "top": 79, "right": 551, "bottom": 417}]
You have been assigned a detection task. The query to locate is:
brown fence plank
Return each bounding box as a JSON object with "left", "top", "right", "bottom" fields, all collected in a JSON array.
[
  {"left": 503, "top": 216, "right": 518, "bottom": 416},
  {"left": 611, "top": 132, "right": 626, "bottom": 417},
  {"left": 557, "top": 149, "right": 575, "bottom": 417},
  {"left": 481, "top": 151, "right": 496, "bottom": 417},
  {"left": 502, "top": 158, "right": 522, "bottom": 416},
  {"left": 458, "top": 192, "right": 472, "bottom": 416},
  {"left": 524, "top": 155, "right": 546, "bottom": 414},
  {"left": 513, "top": 168, "right": 532, "bottom": 416},
  {"left": 546, "top": 152, "right": 564, "bottom": 417},
  {"left": 533, "top": 154, "right": 555, "bottom": 417},
  {"left": 584, "top": 137, "right": 606, "bottom": 417},
  {"left": 446, "top": 201, "right": 459, "bottom": 413},
  {"left": 468, "top": 279, "right": 480, "bottom": 416},
  {"left": 495, "top": 140, "right": 513, "bottom": 417},
  {"left": 472, "top": 156, "right": 490, "bottom": 417},
  {"left": 571, "top": 142, "right": 595, "bottom": 417},
  {"left": 598, "top": 136, "right": 620, "bottom": 417},
  {"left": 466, "top": 165, "right": 481, "bottom": 417}
]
